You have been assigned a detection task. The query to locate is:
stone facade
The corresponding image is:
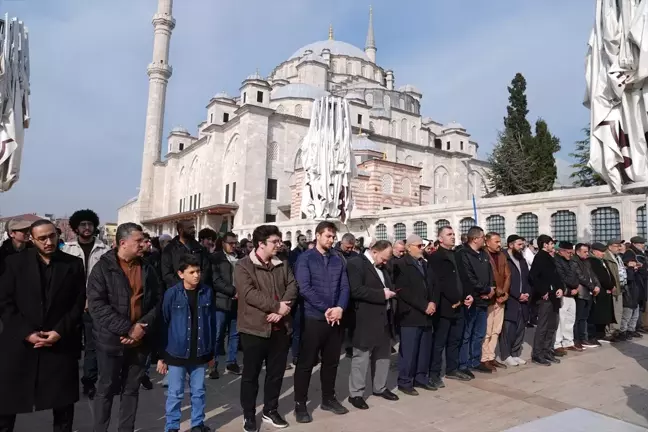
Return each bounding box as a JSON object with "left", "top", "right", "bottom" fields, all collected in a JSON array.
[{"left": 118, "top": 2, "right": 491, "bottom": 235}]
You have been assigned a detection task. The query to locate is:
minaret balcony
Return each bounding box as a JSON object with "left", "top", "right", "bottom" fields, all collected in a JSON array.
[
  {"left": 152, "top": 13, "right": 176, "bottom": 29},
  {"left": 147, "top": 62, "right": 173, "bottom": 78}
]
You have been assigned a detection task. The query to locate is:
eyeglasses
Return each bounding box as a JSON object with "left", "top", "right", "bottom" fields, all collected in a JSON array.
[
  {"left": 33, "top": 233, "right": 57, "bottom": 244},
  {"left": 412, "top": 244, "right": 424, "bottom": 249}
]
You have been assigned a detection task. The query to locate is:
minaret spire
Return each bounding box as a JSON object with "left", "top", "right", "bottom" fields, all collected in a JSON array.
[
  {"left": 365, "top": 6, "right": 376, "bottom": 63},
  {"left": 138, "top": 0, "right": 175, "bottom": 221},
  {"left": 329, "top": 24, "right": 334, "bottom": 40}
]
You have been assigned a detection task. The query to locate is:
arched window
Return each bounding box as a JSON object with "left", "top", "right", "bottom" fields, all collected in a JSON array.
[
  {"left": 441, "top": 173, "right": 449, "bottom": 189},
  {"left": 375, "top": 224, "right": 387, "bottom": 241},
  {"left": 365, "top": 93, "right": 373, "bottom": 106},
  {"left": 517, "top": 213, "right": 539, "bottom": 242},
  {"left": 637, "top": 205, "right": 647, "bottom": 238},
  {"left": 551, "top": 210, "right": 577, "bottom": 243},
  {"left": 411, "top": 125, "right": 417, "bottom": 143},
  {"left": 399, "top": 98, "right": 405, "bottom": 110},
  {"left": 401, "top": 119, "right": 407, "bottom": 141},
  {"left": 405, "top": 155, "right": 413, "bottom": 166},
  {"left": 414, "top": 221, "right": 427, "bottom": 239},
  {"left": 441, "top": 196, "right": 449, "bottom": 204},
  {"left": 381, "top": 174, "right": 393, "bottom": 194},
  {"left": 591, "top": 207, "right": 621, "bottom": 243},
  {"left": 268, "top": 142, "right": 278, "bottom": 161},
  {"left": 285, "top": 231, "right": 292, "bottom": 242},
  {"left": 486, "top": 215, "right": 506, "bottom": 238},
  {"left": 391, "top": 121, "right": 397, "bottom": 137},
  {"left": 460, "top": 217, "right": 476, "bottom": 235},
  {"left": 346, "top": 61, "right": 353, "bottom": 74},
  {"left": 383, "top": 94, "right": 391, "bottom": 108},
  {"left": 369, "top": 121, "right": 375, "bottom": 132},
  {"left": 295, "top": 104, "right": 303, "bottom": 117},
  {"left": 276, "top": 104, "right": 285, "bottom": 114},
  {"left": 435, "top": 219, "right": 451, "bottom": 232},
  {"left": 401, "top": 178, "right": 411, "bottom": 196},
  {"left": 394, "top": 223, "right": 406, "bottom": 241},
  {"left": 306, "top": 229, "right": 313, "bottom": 240},
  {"left": 294, "top": 149, "right": 303, "bottom": 170}
]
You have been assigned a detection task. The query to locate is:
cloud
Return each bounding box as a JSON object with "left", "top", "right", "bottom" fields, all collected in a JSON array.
[{"left": 0, "top": 0, "right": 597, "bottom": 221}]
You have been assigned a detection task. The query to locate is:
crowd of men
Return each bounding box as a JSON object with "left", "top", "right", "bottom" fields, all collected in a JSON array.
[{"left": 0, "top": 210, "right": 645, "bottom": 432}]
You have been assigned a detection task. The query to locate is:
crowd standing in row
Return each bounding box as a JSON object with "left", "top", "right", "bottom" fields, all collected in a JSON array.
[{"left": 0, "top": 209, "right": 645, "bottom": 432}]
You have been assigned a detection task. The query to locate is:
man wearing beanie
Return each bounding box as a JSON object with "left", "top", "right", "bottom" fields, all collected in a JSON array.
[
  {"left": 588, "top": 243, "right": 618, "bottom": 341},
  {"left": 553, "top": 242, "right": 581, "bottom": 353}
]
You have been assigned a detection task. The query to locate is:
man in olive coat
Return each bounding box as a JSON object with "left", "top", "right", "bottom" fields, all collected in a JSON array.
[{"left": 0, "top": 220, "right": 86, "bottom": 432}]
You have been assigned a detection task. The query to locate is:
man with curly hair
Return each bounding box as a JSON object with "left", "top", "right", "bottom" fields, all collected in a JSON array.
[{"left": 62, "top": 209, "right": 110, "bottom": 399}]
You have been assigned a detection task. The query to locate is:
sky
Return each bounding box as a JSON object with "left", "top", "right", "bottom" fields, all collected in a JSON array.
[{"left": 0, "top": 0, "right": 595, "bottom": 222}]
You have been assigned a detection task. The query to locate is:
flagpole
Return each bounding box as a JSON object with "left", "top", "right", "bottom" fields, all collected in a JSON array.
[{"left": 472, "top": 194, "right": 478, "bottom": 225}]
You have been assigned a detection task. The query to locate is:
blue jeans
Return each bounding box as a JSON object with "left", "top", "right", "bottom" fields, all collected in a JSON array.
[
  {"left": 459, "top": 306, "right": 488, "bottom": 370},
  {"left": 165, "top": 364, "right": 207, "bottom": 431},
  {"left": 215, "top": 310, "right": 239, "bottom": 366}
]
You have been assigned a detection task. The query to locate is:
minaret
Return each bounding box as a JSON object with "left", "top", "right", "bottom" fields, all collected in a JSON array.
[
  {"left": 138, "top": 0, "right": 175, "bottom": 221},
  {"left": 365, "top": 6, "right": 376, "bottom": 63},
  {"left": 329, "top": 24, "right": 334, "bottom": 40}
]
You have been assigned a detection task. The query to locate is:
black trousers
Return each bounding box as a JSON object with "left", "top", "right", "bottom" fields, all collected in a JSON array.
[
  {"left": 82, "top": 312, "right": 98, "bottom": 385},
  {"left": 500, "top": 309, "right": 526, "bottom": 360},
  {"left": 94, "top": 348, "right": 147, "bottom": 432},
  {"left": 0, "top": 405, "right": 74, "bottom": 432},
  {"left": 240, "top": 329, "right": 290, "bottom": 416},
  {"left": 532, "top": 299, "right": 559, "bottom": 359},
  {"left": 294, "top": 318, "right": 344, "bottom": 403},
  {"left": 575, "top": 298, "right": 592, "bottom": 343},
  {"left": 430, "top": 315, "right": 464, "bottom": 378}
]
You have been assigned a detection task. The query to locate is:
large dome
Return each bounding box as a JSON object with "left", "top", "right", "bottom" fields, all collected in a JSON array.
[{"left": 289, "top": 40, "right": 370, "bottom": 62}]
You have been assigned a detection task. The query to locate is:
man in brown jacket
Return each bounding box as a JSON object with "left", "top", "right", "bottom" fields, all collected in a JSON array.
[
  {"left": 482, "top": 232, "right": 510, "bottom": 370},
  {"left": 234, "top": 224, "right": 298, "bottom": 432}
]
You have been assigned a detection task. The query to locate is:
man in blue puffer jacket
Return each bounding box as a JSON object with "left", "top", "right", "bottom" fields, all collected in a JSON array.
[{"left": 157, "top": 254, "right": 216, "bottom": 432}]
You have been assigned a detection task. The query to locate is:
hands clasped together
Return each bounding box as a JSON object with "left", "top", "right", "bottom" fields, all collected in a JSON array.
[
  {"left": 120, "top": 322, "right": 148, "bottom": 345},
  {"left": 25, "top": 330, "right": 61, "bottom": 348},
  {"left": 267, "top": 301, "right": 292, "bottom": 324}
]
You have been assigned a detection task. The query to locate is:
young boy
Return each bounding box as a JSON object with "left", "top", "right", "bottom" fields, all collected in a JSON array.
[{"left": 158, "top": 254, "right": 216, "bottom": 432}]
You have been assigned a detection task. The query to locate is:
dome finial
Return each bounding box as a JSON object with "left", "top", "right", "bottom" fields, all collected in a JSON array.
[{"left": 329, "top": 24, "right": 334, "bottom": 40}]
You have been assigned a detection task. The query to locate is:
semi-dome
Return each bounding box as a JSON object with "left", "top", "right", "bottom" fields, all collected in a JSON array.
[
  {"left": 352, "top": 133, "right": 380, "bottom": 152},
  {"left": 213, "top": 91, "right": 231, "bottom": 99},
  {"left": 399, "top": 84, "right": 421, "bottom": 95},
  {"left": 271, "top": 83, "right": 330, "bottom": 100},
  {"left": 290, "top": 40, "right": 370, "bottom": 62}
]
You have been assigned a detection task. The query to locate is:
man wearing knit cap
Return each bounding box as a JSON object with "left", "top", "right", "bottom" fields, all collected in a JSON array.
[
  {"left": 553, "top": 241, "right": 580, "bottom": 353},
  {"left": 588, "top": 243, "right": 618, "bottom": 341},
  {"left": 392, "top": 234, "right": 438, "bottom": 394}
]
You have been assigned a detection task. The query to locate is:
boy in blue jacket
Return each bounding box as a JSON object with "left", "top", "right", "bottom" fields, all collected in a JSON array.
[{"left": 157, "top": 254, "right": 216, "bottom": 432}]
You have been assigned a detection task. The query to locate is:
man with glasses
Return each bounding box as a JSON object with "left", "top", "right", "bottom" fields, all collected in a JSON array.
[
  {"left": 62, "top": 209, "right": 110, "bottom": 398},
  {"left": 209, "top": 232, "right": 242, "bottom": 379},
  {"left": 0, "top": 220, "right": 86, "bottom": 432},
  {"left": 0, "top": 218, "right": 32, "bottom": 274}
]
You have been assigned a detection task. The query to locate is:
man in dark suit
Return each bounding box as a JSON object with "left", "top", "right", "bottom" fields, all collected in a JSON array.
[
  {"left": 0, "top": 219, "right": 86, "bottom": 432},
  {"left": 428, "top": 226, "right": 474, "bottom": 389},
  {"left": 346, "top": 240, "right": 399, "bottom": 410},
  {"left": 393, "top": 234, "right": 438, "bottom": 395}
]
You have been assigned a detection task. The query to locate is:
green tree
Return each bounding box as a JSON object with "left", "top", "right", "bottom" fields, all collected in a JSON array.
[
  {"left": 529, "top": 119, "right": 561, "bottom": 191},
  {"left": 569, "top": 127, "right": 606, "bottom": 187},
  {"left": 504, "top": 73, "right": 532, "bottom": 141}
]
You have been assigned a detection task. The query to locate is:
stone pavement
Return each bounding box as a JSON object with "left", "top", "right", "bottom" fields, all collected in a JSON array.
[{"left": 15, "top": 331, "right": 648, "bottom": 432}]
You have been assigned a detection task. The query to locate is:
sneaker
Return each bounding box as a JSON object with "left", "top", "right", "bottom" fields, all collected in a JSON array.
[
  {"left": 140, "top": 375, "right": 153, "bottom": 390},
  {"left": 294, "top": 402, "right": 312, "bottom": 423},
  {"left": 503, "top": 356, "right": 519, "bottom": 367},
  {"left": 226, "top": 363, "right": 242, "bottom": 375},
  {"left": 445, "top": 370, "right": 472, "bottom": 381},
  {"left": 243, "top": 415, "right": 257, "bottom": 432},
  {"left": 262, "top": 410, "right": 288, "bottom": 428},
  {"left": 190, "top": 424, "right": 211, "bottom": 432},
  {"left": 582, "top": 339, "right": 600, "bottom": 348},
  {"left": 321, "top": 398, "right": 349, "bottom": 415},
  {"left": 513, "top": 357, "right": 527, "bottom": 365},
  {"left": 459, "top": 368, "right": 475, "bottom": 379},
  {"left": 208, "top": 368, "right": 220, "bottom": 380}
]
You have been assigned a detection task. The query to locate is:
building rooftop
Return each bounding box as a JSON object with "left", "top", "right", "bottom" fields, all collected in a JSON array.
[{"left": 289, "top": 40, "right": 370, "bottom": 62}]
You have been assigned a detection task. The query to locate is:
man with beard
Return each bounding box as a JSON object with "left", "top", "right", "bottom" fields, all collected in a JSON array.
[
  {"left": 161, "top": 220, "right": 212, "bottom": 289},
  {"left": 604, "top": 239, "right": 624, "bottom": 339},
  {"left": 0, "top": 220, "right": 86, "bottom": 432},
  {"left": 0, "top": 218, "right": 32, "bottom": 274},
  {"left": 624, "top": 237, "right": 648, "bottom": 334},
  {"left": 529, "top": 235, "right": 564, "bottom": 366},
  {"left": 553, "top": 242, "right": 581, "bottom": 353},
  {"left": 87, "top": 223, "right": 163, "bottom": 432},
  {"left": 572, "top": 243, "right": 601, "bottom": 348},
  {"left": 62, "top": 209, "right": 110, "bottom": 399},
  {"left": 482, "top": 232, "right": 510, "bottom": 370},
  {"left": 588, "top": 243, "right": 618, "bottom": 342},
  {"left": 500, "top": 235, "right": 530, "bottom": 366},
  {"left": 429, "top": 226, "right": 474, "bottom": 388}
]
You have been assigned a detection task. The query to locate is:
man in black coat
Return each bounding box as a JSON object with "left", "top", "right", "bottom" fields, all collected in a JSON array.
[
  {"left": 529, "top": 235, "right": 564, "bottom": 366},
  {"left": 346, "top": 240, "right": 399, "bottom": 410},
  {"left": 627, "top": 236, "right": 648, "bottom": 333},
  {"left": 87, "top": 223, "right": 163, "bottom": 432},
  {"left": 393, "top": 234, "right": 438, "bottom": 395},
  {"left": 428, "top": 226, "right": 474, "bottom": 388},
  {"left": 208, "top": 232, "right": 241, "bottom": 379},
  {"left": 588, "top": 243, "right": 617, "bottom": 341},
  {"left": 0, "top": 220, "right": 86, "bottom": 432},
  {"left": 161, "top": 220, "right": 212, "bottom": 289},
  {"left": 572, "top": 243, "right": 601, "bottom": 348},
  {"left": 456, "top": 226, "right": 494, "bottom": 374},
  {"left": 499, "top": 235, "right": 531, "bottom": 366}
]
